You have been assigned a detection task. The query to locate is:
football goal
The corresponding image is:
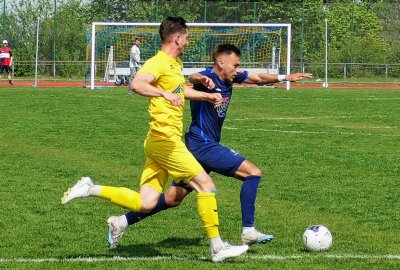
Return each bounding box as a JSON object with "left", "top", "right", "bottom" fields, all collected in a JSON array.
[{"left": 86, "top": 22, "right": 291, "bottom": 89}]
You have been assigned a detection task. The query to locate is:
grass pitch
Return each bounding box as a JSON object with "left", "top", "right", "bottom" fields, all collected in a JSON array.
[{"left": 0, "top": 86, "right": 399, "bottom": 269}]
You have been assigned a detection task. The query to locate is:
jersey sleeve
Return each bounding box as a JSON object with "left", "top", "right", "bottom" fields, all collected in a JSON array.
[
  {"left": 199, "top": 66, "right": 213, "bottom": 76},
  {"left": 137, "top": 56, "right": 166, "bottom": 80},
  {"left": 194, "top": 67, "right": 213, "bottom": 92},
  {"left": 233, "top": 70, "right": 249, "bottom": 84}
]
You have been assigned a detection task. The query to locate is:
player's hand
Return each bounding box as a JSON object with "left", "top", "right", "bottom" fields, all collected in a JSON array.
[
  {"left": 207, "top": 93, "right": 223, "bottom": 106},
  {"left": 286, "top": 73, "right": 313, "bottom": 82},
  {"left": 163, "top": 92, "right": 183, "bottom": 106},
  {"left": 199, "top": 76, "right": 215, "bottom": 90}
]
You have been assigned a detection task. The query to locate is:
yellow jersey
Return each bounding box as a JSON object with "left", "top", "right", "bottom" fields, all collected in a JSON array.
[{"left": 137, "top": 50, "right": 186, "bottom": 138}]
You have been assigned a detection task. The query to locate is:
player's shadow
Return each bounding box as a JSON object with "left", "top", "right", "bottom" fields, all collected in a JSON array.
[
  {"left": 114, "top": 236, "right": 203, "bottom": 257},
  {"left": 158, "top": 236, "right": 203, "bottom": 247}
]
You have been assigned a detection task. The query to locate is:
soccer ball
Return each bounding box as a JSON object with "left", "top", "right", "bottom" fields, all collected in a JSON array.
[{"left": 303, "top": 225, "right": 332, "bottom": 251}]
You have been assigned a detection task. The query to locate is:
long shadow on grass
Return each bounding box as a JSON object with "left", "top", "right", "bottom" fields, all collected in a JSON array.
[{"left": 114, "top": 237, "right": 203, "bottom": 257}]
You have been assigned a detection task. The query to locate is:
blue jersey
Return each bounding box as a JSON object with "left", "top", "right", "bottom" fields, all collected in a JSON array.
[{"left": 186, "top": 67, "right": 249, "bottom": 143}]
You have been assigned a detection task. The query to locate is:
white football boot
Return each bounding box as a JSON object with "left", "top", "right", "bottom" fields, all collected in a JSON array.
[
  {"left": 211, "top": 242, "right": 248, "bottom": 263},
  {"left": 107, "top": 216, "right": 128, "bottom": 249},
  {"left": 61, "top": 176, "right": 93, "bottom": 204},
  {"left": 241, "top": 229, "right": 274, "bottom": 245}
]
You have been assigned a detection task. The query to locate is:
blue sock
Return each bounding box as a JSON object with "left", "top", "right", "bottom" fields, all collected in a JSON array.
[
  {"left": 125, "top": 193, "right": 169, "bottom": 225},
  {"left": 240, "top": 176, "right": 261, "bottom": 227}
]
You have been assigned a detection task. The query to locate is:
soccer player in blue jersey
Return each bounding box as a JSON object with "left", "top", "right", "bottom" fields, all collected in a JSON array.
[{"left": 107, "top": 44, "right": 313, "bottom": 248}]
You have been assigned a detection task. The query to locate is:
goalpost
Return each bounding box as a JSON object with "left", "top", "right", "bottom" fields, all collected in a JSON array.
[{"left": 87, "top": 22, "right": 291, "bottom": 90}]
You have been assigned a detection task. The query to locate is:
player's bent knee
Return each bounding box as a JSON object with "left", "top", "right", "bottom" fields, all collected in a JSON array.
[
  {"left": 246, "top": 167, "right": 262, "bottom": 177},
  {"left": 165, "top": 197, "right": 182, "bottom": 208},
  {"left": 140, "top": 201, "right": 158, "bottom": 213},
  {"left": 254, "top": 167, "right": 262, "bottom": 177},
  {"left": 189, "top": 171, "right": 216, "bottom": 193},
  {"left": 140, "top": 205, "right": 155, "bottom": 213},
  {"left": 164, "top": 192, "right": 184, "bottom": 207}
]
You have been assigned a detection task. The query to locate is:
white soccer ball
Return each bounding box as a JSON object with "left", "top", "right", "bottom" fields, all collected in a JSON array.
[{"left": 303, "top": 225, "right": 333, "bottom": 251}]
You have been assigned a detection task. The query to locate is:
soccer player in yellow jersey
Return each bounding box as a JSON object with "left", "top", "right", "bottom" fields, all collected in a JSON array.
[{"left": 61, "top": 16, "right": 248, "bottom": 262}]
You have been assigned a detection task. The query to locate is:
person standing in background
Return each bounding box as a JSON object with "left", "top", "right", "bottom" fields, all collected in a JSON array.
[
  {"left": 128, "top": 38, "right": 141, "bottom": 93},
  {"left": 0, "top": 40, "right": 13, "bottom": 86}
]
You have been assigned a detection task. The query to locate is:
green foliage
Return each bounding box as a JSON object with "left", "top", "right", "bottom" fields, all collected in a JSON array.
[
  {"left": 371, "top": 1, "right": 400, "bottom": 64},
  {"left": 8, "top": 0, "right": 52, "bottom": 62},
  {"left": 51, "top": 0, "right": 88, "bottom": 77},
  {"left": 1, "top": 1, "right": 400, "bottom": 78}
]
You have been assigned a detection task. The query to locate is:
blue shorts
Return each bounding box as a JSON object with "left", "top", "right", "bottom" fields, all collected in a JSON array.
[
  {"left": 0, "top": 65, "right": 10, "bottom": 74},
  {"left": 185, "top": 134, "right": 245, "bottom": 177}
]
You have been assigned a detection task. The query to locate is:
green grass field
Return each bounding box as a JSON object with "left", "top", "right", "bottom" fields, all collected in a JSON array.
[{"left": 0, "top": 86, "right": 399, "bottom": 269}]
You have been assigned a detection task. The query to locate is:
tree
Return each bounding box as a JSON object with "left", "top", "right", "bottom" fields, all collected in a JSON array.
[
  {"left": 2, "top": 0, "right": 398, "bottom": 79},
  {"left": 48, "top": 0, "right": 88, "bottom": 76},
  {"left": 7, "top": 0, "right": 52, "bottom": 76}
]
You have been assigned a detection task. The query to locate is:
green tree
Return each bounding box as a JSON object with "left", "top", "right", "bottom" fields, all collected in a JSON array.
[
  {"left": 46, "top": 0, "right": 88, "bottom": 77},
  {"left": 2, "top": 0, "right": 398, "bottom": 79},
  {"left": 372, "top": 0, "right": 400, "bottom": 65},
  {"left": 7, "top": 0, "right": 52, "bottom": 76}
]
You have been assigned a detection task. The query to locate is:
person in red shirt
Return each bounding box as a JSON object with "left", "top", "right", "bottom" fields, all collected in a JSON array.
[{"left": 0, "top": 40, "right": 13, "bottom": 86}]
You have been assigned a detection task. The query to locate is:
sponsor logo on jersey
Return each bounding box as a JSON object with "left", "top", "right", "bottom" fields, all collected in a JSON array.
[
  {"left": 172, "top": 85, "right": 181, "bottom": 94},
  {"left": 215, "top": 97, "right": 230, "bottom": 117}
]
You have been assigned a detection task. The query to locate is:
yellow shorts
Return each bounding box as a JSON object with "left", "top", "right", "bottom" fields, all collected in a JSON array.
[{"left": 139, "top": 135, "right": 203, "bottom": 193}]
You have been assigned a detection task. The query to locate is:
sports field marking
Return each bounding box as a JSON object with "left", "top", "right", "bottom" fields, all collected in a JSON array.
[
  {"left": 1, "top": 254, "right": 399, "bottom": 263},
  {"left": 229, "top": 116, "right": 354, "bottom": 121},
  {"left": 240, "top": 97, "right": 400, "bottom": 101},
  {"left": 334, "top": 125, "right": 396, "bottom": 129},
  {"left": 223, "top": 126, "right": 400, "bottom": 137},
  {"left": 229, "top": 115, "right": 399, "bottom": 122}
]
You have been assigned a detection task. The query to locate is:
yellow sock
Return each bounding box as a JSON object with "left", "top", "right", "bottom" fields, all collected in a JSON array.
[
  {"left": 99, "top": 186, "right": 141, "bottom": 211},
  {"left": 197, "top": 192, "right": 220, "bottom": 239}
]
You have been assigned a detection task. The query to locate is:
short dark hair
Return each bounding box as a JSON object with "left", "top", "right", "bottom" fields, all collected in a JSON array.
[
  {"left": 212, "top": 44, "right": 241, "bottom": 63},
  {"left": 134, "top": 38, "right": 141, "bottom": 42},
  {"left": 159, "top": 16, "right": 188, "bottom": 42}
]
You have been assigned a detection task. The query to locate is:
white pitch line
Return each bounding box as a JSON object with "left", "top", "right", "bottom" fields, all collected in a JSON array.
[
  {"left": 334, "top": 125, "right": 396, "bottom": 129},
  {"left": 1, "top": 254, "right": 400, "bottom": 263},
  {"left": 228, "top": 115, "right": 396, "bottom": 121},
  {"left": 240, "top": 97, "right": 400, "bottom": 101},
  {"left": 223, "top": 127, "right": 400, "bottom": 137},
  {"left": 229, "top": 116, "right": 322, "bottom": 121},
  {"left": 252, "top": 254, "right": 400, "bottom": 260}
]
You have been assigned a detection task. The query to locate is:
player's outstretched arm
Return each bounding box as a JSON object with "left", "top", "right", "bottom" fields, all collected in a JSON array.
[
  {"left": 184, "top": 85, "right": 222, "bottom": 106},
  {"left": 244, "top": 72, "right": 313, "bottom": 85},
  {"left": 285, "top": 73, "right": 313, "bottom": 82},
  {"left": 188, "top": 73, "right": 215, "bottom": 90},
  {"left": 131, "top": 73, "right": 183, "bottom": 106}
]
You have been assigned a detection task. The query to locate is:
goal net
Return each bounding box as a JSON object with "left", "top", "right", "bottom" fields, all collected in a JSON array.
[{"left": 86, "top": 22, "right": 291, "bottom": 89}]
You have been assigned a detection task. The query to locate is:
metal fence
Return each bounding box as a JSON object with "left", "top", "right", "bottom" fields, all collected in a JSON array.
[
  {"left": 11, "top": 60, "right": 400, "bottom": 85},
  {"left": 294, "top": 63, "right": 400, "bottom": 84},
  {"left": 12, "top": 61, "right": 88, "bottom": 81}
]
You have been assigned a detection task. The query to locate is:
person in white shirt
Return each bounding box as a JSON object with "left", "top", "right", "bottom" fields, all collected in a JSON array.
[{"left": 128, "top": 38, "right": 141, "bottom": 93}]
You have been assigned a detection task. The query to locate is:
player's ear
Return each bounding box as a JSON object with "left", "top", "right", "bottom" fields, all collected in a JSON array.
[
  {"left": 173, "top": 33, "right": 180, "bottom": 45},
  {"left": 216, "top": 59, "right": 224, "bottom": 70}
]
